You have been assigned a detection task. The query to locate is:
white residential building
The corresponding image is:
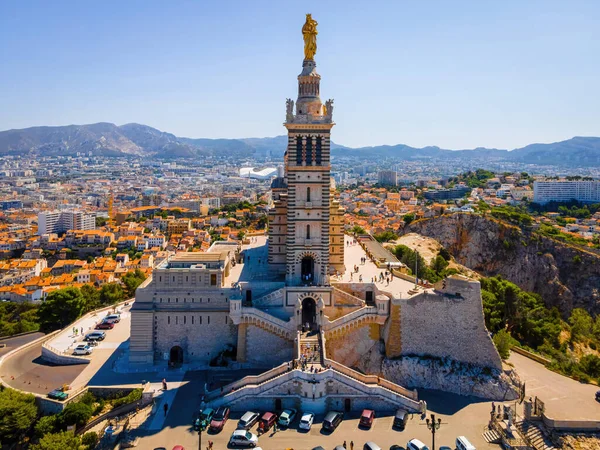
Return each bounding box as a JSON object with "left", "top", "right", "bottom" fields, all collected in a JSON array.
[
  {"left": 533, "top": 180, "right": 600, "bottom": 204},
  {"left": 37, "top": 210, "right": 96, "bottom": 235}
]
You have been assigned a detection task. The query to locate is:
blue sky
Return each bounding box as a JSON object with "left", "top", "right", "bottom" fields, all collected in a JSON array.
[{"left": 1, "top": 0, "right": 599, "bottom": 149}]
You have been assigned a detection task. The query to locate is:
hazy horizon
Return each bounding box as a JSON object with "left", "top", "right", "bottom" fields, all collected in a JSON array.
[{"left": 1, "top": 0, "right": 599, "bottom": 150}]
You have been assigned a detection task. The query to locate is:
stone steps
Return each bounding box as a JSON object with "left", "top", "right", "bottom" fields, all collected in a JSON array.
[
  {"left": 516, "top": 420, "right": 556, "bottom": 450},
  {"left": 482, "top": 427, "right": 502, "bottom": 444}
]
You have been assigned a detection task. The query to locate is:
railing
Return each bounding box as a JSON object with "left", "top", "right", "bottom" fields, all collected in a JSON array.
[
  {"left": 206, "top": 362, "right": 290, "bottom": 400},
  {"left": 322, "top": 306, "right": 381, "bottom": 332},
  {"left": 330, "top": 285, "right": 365, "bottom": 305},
  {"left": 323, "top": 357, "right": 419, "bottom": 401},
  {"left": 238, "top": 307, "right": 295, "bottom": 335},
  {"left": 253, "top": 287, "right": 286, "bottom": 305}
]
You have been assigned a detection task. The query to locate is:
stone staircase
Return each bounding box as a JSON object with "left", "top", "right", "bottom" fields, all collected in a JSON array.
[
  {"left": 299, "top": 332, "right": 322, "bottom": 365},
  {"left": 322, "top": 305, "right": 386, "bottom": 335},
  {"left": 233, "top": 306, "right": 295, "bottom": 340},
  {"left": 516, "top": 420, "right": 557, "bottom": 450},
  {"left": 482, "top": 426, "right": 502, "bottom": 444},
  {"left": 331, "top": 285, "right": 366, "bottom": 305},
  {"left": 252, "top": 287, "right": 286, "bottom": 306}
]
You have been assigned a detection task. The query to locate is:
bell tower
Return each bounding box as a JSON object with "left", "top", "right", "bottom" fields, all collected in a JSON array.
[{"left": 283, "top": 15, "right": 336, "bottom": 286}]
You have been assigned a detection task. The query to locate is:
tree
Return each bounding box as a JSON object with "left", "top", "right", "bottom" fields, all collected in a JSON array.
[
  {"left": 431, "top": 255, "right": 449, "bottom": 274},
  {"left": 579, "top": 354, "right": 600, "bottom": 378},
  {"left": 34, "top": 415, "right": 58, "bottom": 439},
  {"left": 569, "top": 308, "right": 593, "bottom": 341},
  {"left": 237, "top": 231, "right": 246, "bottom": 241},
  {"left": 403, "top": 213, "right": 415, "bottom": 225},
  {"left": 121, "top": 270, "right": 147, "bottom": 298},
  {"left": 438, "top": 247, "right": 451, "bottom": 261},
  {"left": 31, "top": 431, "right": 81, "bottom": 450},
  {"left": 350, "top": 225, "right": 365, "bottom": 235},
  {"left": 80, "top": 284, "right": 100, "bottom": 312},
  {"left": 373, "top": 230, "right": 398, "bottom": 243},
  {"left": 99, "top": 283, "right": 125, "bottom": 306},
  {"left": 493, "top": 329, "right": 513, "bottom": 359},
  {"left": 37, "top": 288, "right": 87, "bottom": 333},
  {"left": 0, "top": 387, "right": 38, "bottom": 444},
  {"left": 60, "top": 401, "right": 92, "bottom": 428},
  {"left": 81, "top": 431, "right": 99, "bottom": 449}
]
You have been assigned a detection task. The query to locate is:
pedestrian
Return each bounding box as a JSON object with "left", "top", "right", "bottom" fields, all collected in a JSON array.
[
  {"left": 163, "top": 402, "right": 168, "bottom": 416},
  {"left": 80, "top": 327, "right": 83, "bottom": 335},
  {"left": 209, "top": 441, "right": 213, "bottom": 450},
  {"left": 350, "top": 441, "right": 354, "bottom": 450},
  {"left": 162, "top": 378, "right": 167, "bottom": 390},
  {"left": 343, "top": 441, "right": 347, "bottom": 449}
]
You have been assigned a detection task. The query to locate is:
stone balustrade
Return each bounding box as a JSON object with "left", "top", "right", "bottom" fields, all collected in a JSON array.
[
  {"left": 206, "top": 362, "right": 290, "bottom": 401},
  {"left": 331, "top": 286, "right": 365, "bottom": 305},
  {"left": 233, "top": 305, "right": 295, "bottom": 339},
  {"left": 323, "top": 305, "right": 386, "bottom": 334}
]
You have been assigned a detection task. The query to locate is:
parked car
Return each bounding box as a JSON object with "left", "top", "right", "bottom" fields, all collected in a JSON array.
[
  {"left": 299, "top": 412, "right": 315, "bottom": 431},
  {"left": 363, "top": 442, "right": 381, "bottom": 450},
  {"left": 359, "top": 409, "right": 375, "bottom": 428},
  {"left": 95, "top": 321, "right": 114, "bottom": 330},
  {"left": 596, "top": 390, "right": 600, "bottom": 402},
  {"left": 238, "top": 411, "right": 260, "bottom": 429},
  {"left": 393, "top": 409, "right": 408, "bottom": 430},
  {"left": 456, "top": 436, "right": 476, "bottom": 450},
  {"left": 72, "top": 344, "right": 93, "bottom": 355},
  {"left": 103, "top": 314, "right": 121, "bottom": 323},
  {"left": 439, "top": 446, "right": 453, "bottom": 450},
  {"left": 258, "top": 412, "right": 277, "bottom": 432},
  {"left": 322, "top": 411, "right": 343, "bottom": 431},
  {"left": 84, "top": 331, "right": 106, "bottom": 341},
  {"left": 171, "top": 447, "right": 185, "bottom": 450},
  {"left": 228, "top": 429, "right": 258, "bottom": 447},
  {"left": 194, "top": 408, "right": 215, "bottom": 430},
  {"left": 47, "top": 388, "right": 68, "bottom": 401},
  {"left": 278, "top": 408, "right": 297, "bottom": 427},
  {"left": 209, "top": 406, "right": 230, "bottom": 432},
  {"left": 407, "top": 439, "right": 430, "bottom": 450}
]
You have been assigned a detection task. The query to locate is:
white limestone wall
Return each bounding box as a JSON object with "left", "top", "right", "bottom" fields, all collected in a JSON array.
[
  {"left": 325, "top": 324, "right": 381, "bottom": 371},
  {"left": 382, "top": 357, "right": 519, "bottom": 401},
  {"left": 245, "top": 325, "right": 293, "bottom": 367},
  {"left": 399, "top": 279, "right": 502, "bottom": 370},
  {"left": 154, "top": 311, "right": 237, "bottom": 363}
]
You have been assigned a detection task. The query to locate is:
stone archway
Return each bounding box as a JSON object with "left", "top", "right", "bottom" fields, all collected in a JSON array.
[
  {"left": 169, "top": 345, "right": 183, "bottom": 366},
  {"left": 301, "top": 297, "right": 317, "bottom": 332},
  {"left": 301, "top": 255, "right": 315, "bottom": 284}
]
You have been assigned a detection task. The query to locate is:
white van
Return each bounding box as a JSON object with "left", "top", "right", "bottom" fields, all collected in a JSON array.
[
  {"left": 407, "top": 439, "right": 430, "bottom": 450},
  {"left": 103, "top": 314, "right": 121, "bottom": 324},
  {"left": 456, "top": 436, "right": 476, "bottom": 450}
]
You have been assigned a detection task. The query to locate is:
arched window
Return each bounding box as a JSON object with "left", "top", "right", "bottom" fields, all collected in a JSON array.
[
  {"left": 307, "top": 186, "right": 311, "bottom": 202},
  {"left": 306, "top": 224, "right": 311, "bottom": 239}
]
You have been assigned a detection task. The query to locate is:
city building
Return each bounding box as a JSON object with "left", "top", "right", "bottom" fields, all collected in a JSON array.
[
  {"left": 378, "top": 170, "right": 398, "bottom": 186},
  {"left": 37, "top": 210, "right": 96, "bottom": 235},
  {"left": 423, "top": 185, "right": 471, "bottom": 201},
  {"left": 533, "top": 180, "right": 600, "bottom": 204}
]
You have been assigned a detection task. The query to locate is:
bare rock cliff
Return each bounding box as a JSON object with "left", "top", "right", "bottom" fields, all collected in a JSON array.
[{"left": 404, "top": 214, "right": 600, "bottom": 315}]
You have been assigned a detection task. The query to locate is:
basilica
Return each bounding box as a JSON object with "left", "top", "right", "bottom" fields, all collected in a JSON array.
[{"left": 129, "top": 15, "right": 504, "bottom": 413}]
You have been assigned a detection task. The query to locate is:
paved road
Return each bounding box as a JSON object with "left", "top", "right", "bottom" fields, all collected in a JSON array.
[
  {"left": 0, "top": 305, "right": 134, "bottom": 395},
  {"left": 0, "top": 332, "right": 44, "bottom": 357},
  {"left": 133, "top": 380, "right": 499, "bottom": 450},
  {"left": 509, "top": 351, "right": 600, "bottom": 420}
]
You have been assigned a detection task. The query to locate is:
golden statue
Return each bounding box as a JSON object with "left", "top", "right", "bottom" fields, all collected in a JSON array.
[{"left": 302, "top": 14, "right": 318, "bottom": 60}]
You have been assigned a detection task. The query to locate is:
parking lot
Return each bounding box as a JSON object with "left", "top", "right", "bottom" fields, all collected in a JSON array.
[
  {"left": 1, "top": 304, "right": 132, "bottom": 395},
  {"left": 134, "top": 380, "right": 500, "bottom": 450}
]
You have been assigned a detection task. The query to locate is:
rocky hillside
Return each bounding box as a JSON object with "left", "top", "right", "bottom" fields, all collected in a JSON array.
[{"left": 403, "top": 214, "right": 600, "bottom": 315}]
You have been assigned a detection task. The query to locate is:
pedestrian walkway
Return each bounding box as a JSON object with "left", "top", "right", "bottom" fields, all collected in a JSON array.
[{"left": 147, "top": 373, "right": 186, "bottom": 430}]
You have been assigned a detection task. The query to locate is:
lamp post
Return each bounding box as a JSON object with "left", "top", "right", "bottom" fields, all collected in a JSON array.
[
  {"left": 425, "top": 413, "right": 442, "bottom": 450},
  {"left": 197, "top": 422, "right": 206, "bottom": 450}
]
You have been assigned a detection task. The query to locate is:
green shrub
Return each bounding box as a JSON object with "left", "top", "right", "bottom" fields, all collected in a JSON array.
[
  {"left": 34, "top": 415, "right": 59, "bottom": 438},
  {"left": 60, "top": 401, "right": 92, "bottom": 428},
  {"left": 111, "top": 389, "right": 142, "bottom": 409},
  {"left": 492, "top": 329, "right": 513, "bottom": 359},
  {"left": 81, "top": 431, "right": 99, "bottom": 449},
  {"left": 31, "top": 431, "right": 80, "bottom": 450}
]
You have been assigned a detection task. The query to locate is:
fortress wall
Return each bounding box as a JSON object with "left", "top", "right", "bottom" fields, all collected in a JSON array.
[
  {"left": 325, "top": 323, "right": 381, "bottom": 371},
  {"left": 154, "top": 311, "right": 237, "bottom": 363},
  {"left": 245, "top": 325, "right": 293, "bottom": 367},
  {"left": 398, "top": 278, "right": 502, "bottom": 370}
]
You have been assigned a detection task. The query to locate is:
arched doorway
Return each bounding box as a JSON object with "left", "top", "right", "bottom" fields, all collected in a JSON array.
[
  {"left": 301, "top": 256, "right": 315, "bottom": 284},
  {"left": 302, "top": 297, "right": 317, "bottom": 331},
  {"left": 169, "top": 346, "right": 183, "bottom": 366}
]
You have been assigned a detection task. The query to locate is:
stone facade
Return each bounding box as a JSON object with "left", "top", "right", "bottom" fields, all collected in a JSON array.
[
  {"left": 244, "top": 325, "right": 293, "bottom": 366},
  {"left": 395, "top": 276, "right": 502, "bottom": 370}
]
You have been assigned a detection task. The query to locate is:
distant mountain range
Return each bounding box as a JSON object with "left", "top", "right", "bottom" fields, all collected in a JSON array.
[{"left": 1, "top": 122, "right": 600, "bottom": 167}]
